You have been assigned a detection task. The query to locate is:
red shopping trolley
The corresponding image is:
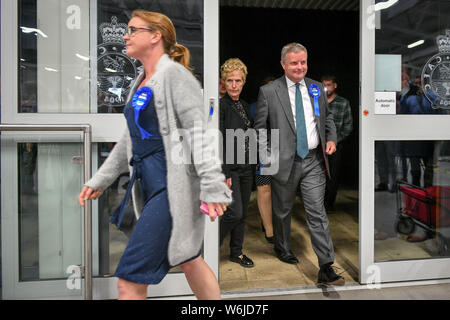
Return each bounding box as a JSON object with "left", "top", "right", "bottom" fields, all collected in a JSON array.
[{"left": 395, "top": 181, "right": 450, "bottom": 255}]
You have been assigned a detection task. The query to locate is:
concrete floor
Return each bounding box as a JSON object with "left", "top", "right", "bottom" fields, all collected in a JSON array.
[
  {"left": 219, "top": 188, "right": 360, "bottom": 292},
  {"left": 219, "top": 186, "right": 450, "bottom": 296},
  {"left": 224, "top": 282, "right": 450, "bottom": 300}
]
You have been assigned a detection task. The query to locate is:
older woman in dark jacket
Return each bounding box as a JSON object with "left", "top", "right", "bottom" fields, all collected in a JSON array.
[{"left": 219, "top": 58, "right": 255, "bottom": 268}]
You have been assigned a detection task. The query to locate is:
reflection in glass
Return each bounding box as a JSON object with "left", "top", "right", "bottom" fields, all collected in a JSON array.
[
  {"left": 375, "top": 0, "right": 450, "bottom": 114},
  {"left": 375, "top": 140, "right": 450, "bottom": 261},
  {"left": 18, "top": 143, "right": 83, "bottom": 281},
  {"left": 19, "top": 0, "right": 90, "bottom": 113},
  {"left": 18, "top": 0, "right": 204, "bottom": 114},
  {"left": 18, "top": 143, "right": 39, "bottom": 281},
  {"left": 96, "top": 0, "right": 204, "bottom": 114}
]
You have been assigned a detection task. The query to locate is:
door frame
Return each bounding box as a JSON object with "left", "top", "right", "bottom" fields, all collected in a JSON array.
[
  {"left": 359, "top": 0, "right": 450, "bottom": 284},
  {"left": 1, "top": 0, "right": 219, "bottom": 299}
]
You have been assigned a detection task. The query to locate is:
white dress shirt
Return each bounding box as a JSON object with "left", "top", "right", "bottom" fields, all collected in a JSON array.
[{"left": 285, "top": 76, "right": 320, "bottom": 150}]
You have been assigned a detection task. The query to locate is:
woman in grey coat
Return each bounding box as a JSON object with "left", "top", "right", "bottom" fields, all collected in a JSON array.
[{"left": 78, "top": 10, "right": 231, "bottom": 300}]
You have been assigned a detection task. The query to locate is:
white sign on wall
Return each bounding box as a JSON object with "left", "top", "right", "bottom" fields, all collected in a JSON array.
[
  {"left": 375, "top": 54, "right": 401, "bottom": 92},
  {"left": 375, "top": 92, "right": 396, "bottom": 114}
]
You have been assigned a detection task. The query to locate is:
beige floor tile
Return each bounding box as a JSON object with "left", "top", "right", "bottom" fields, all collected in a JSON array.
[
  {"left": 246, "top": 277, "right": 308, "bottom": 289},
  {"left": 245, "top": 261, "right": 301, "bottom": 282},
  {"left": 374, "top": 236, "right": 434, "bottom": 261},
  {"left": 220, "top": 188, "right": 360, "bottom": 292},
  {"left": 236, "top": 284, "right": 450, "bottom": 300},
  {"left": 220, "top": 280, "right": 250, "bottom": 291},
  {"left": 219, "top": 260, "right": 247, "bottom": 281}
]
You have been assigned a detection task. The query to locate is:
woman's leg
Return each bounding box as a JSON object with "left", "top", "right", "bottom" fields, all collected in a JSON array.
[
  {"left": 117, "top": 278, "right": 148, "bottom": 300},
  {"left": 257, "top": 184, "right": 273, "bottom": 237},
  {"left": 180, "top": 256, "right": 221, "bottom": 300},
  {"left": 229, "top": 169, "right": 253, "bottom": 257},
  {"left": 220, "top": 170, "right": 243, "bottom": 250}
]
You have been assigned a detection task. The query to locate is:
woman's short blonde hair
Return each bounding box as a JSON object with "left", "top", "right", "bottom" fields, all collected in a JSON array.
[{"left": 220, "top": 58, "right": 248, "bottom": 82}]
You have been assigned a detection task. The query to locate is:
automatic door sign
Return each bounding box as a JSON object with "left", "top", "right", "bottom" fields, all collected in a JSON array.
[
  {"left": 98, "top": 16, "right": 140, "bottom": 110},
  {"left": 422, "top": 29, "right": 450, "bottom": 109}
]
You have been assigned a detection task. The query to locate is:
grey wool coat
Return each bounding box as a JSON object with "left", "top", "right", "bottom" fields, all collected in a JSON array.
[{"left": 85, "top": 54, "right": 232, "bottom": 266}]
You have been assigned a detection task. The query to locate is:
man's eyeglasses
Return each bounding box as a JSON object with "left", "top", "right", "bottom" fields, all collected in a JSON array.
[{"left": 126, "top": 26, "right": 153, "bottom": 36}]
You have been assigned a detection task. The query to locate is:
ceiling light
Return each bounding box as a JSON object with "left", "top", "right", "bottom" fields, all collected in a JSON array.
[
  {"left": 76, "top": 53, "right": 90, "bottom": 61},
  {"left": 20, "top": 26, "right": 48, "bottom": 38},
  {"left": 44, "top": 67, "right": 58, "bottom": 72},
  {"left": 374, "top": 0, "right": 399, "bottom": 11},
  {"left": 408, "top": 40, "right": 424, "bottom": 49}
]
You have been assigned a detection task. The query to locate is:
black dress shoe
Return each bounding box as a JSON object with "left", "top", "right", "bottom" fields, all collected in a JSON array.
[
  {"left": 317, "top": 264, "right": 345, "bottom": 286},
  {"left": 229, "top": 255, "right": 254, "bottom": 268},
  {"left": 274, "top": 248, "right": 298, "bottom": 264}
]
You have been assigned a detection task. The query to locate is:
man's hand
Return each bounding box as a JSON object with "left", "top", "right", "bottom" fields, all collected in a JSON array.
[{"left": 326, "top": 141, "right": 337, "bottom": 155}]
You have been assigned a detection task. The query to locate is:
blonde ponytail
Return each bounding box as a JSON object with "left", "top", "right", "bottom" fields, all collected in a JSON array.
[{"left": 169, "top": 43, "right": 192, "bottom": 71}]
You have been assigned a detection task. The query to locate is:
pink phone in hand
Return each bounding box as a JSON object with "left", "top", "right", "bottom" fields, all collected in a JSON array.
[{"left": 200, "top": 202, "right": 217, "bottom": 217}]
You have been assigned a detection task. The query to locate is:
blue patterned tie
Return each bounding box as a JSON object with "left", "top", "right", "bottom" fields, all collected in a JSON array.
[{"left": 295, "top": 83, "right": 309, "bottom": 159}]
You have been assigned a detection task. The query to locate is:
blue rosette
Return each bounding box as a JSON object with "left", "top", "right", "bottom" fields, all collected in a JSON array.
[
  {"left": 132, "top": 87, "right": 153, "bottom": 140},
  {"left": 308, "top": 84, "right": 321, "bottom": 117}
]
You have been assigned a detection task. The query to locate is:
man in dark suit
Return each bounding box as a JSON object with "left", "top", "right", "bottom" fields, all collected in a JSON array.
[{"left": 254, "top": 43, "right": 344, "bottom": 285}]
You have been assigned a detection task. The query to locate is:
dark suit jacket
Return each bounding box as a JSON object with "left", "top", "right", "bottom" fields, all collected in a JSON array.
[
  {"left": 254, "top": 76, "right": 337, "bottom": 184},
  {"left": 219, "top": 93, "right": 254, "bottom": 178}
]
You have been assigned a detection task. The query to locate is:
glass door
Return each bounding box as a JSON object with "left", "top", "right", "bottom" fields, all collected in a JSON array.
[
  {"left": 360, "top": 0, "right": 450, "bottom": 284},
  {"left": 1, "top": 0, "right": 219, "bottom": 299}
]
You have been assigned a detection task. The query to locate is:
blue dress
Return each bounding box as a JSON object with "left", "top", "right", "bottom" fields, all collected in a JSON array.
[{"left": 111, "top": 92, "right": 172, "bottom": 284}]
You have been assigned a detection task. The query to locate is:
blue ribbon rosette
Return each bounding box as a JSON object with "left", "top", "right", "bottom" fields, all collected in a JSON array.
[
  {"left": 308, "top": 84, "right": 321, "bottom": 117},
  {"left": 132, "top": 87, "right": 153, "bottom": 140},
  {"left": 256, "top": 162, "right": 262, "bottom": 175}
]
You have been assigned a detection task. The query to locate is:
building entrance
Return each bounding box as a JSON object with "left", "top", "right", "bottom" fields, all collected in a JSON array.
[{"left": 218, "top": 2, "right": 360, "bottom": 292}]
